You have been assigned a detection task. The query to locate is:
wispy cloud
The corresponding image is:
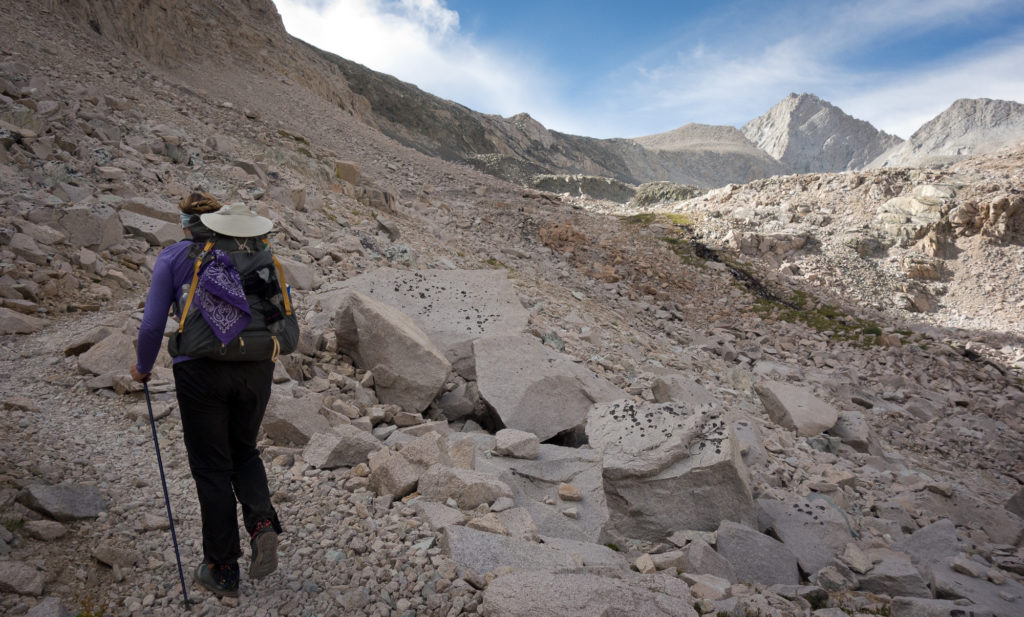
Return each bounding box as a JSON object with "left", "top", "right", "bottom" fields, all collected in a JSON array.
[
  {"left": 836, "top": 38, "right": 1024, "bottom": 138},
  {"left": 274, "top": 0, "right": 564, "bottom": 124},
  {"left": 597, "top": 0, "right": 1024, "bottom": 138}
]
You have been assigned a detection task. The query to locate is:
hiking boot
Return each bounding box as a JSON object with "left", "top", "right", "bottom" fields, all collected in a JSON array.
[
  {"left": 194, "top": 562, "right": 239, "bottom": 597},
  {"left": 249, "top": 521, "right": 278, "bottom": 579}
]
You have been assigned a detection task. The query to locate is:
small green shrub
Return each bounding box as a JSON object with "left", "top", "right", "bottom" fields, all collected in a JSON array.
[
  {"left": 623, "top": 212, "right": 656, "bottom": 225},
  {"left": 664, "top": 212, "right": 694, "bottom": 226},
  {"left": 75, "top": 594, "right": 106, "bottom": 617},
  {"left": 752, "top": 295, "right": 887, "bottom": 347}
]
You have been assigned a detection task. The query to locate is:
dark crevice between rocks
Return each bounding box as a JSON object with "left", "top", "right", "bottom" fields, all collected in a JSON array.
[
  {"left": 546, "top": 425, "right": 588, "bottom": 448},
  {"left": 690, "top": 240, "right": 801, "bottom": 309},
  {"left": 474, "top": 403, "right": 505, "bottom": 435}
]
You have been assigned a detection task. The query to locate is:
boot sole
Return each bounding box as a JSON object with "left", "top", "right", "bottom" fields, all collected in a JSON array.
[
  {"left": 250, "top": 530, "right": 278, "bottom": 579},
  {"left": 193, "top": 563, "right": 239, "bottom": 598}
]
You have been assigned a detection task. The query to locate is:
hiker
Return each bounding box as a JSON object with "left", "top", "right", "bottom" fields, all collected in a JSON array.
[{"left": 130, "top": 193, "right": 285, "bottom": 598}]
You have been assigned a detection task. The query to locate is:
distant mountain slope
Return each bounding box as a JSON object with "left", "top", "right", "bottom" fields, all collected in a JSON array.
[
  {"left": 629, "top": 124, "right": 788, "bottom": 187},
  {"left": 46, "top": 0, "right": 784, "bottom": 189},
  {"left": 634, "top": 123, "right": 764, "bottom": 152},
  {"left": 742, "top": 93, "right": 903, "bottom": 173},
  {"left": 869, "top": 98, "right": 1024, "bottom": 168}
]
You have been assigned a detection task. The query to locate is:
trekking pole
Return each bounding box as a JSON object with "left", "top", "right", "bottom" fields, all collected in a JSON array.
[{"left": 143, "top": 382, "right": 192, "bottom": 606}]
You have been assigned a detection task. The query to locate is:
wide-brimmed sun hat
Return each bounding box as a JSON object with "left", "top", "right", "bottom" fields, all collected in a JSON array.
[{"left": 200, "top": 202, "right": 273, "bottom": 238}]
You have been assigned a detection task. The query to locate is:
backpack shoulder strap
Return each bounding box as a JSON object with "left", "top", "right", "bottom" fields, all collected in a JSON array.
[
  {"left": 177, "top": 239, "right": 216, "bottom": 334},
  {"left": 263, "top": 237, "right": 293, "bottom": 317}
]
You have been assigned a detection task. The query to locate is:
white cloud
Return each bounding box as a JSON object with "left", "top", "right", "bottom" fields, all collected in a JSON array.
[
  {"left": 274, "top": 0, "right": 563, "bottom": 124},
  {"left": 834, "top": 0, "right": 1009, "bottom": 36},
  {"left": 836, "top": 40, "right": 1024, "bottom": 138}
]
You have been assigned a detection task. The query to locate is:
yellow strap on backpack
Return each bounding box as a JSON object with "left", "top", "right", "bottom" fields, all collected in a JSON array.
[
  {"left": 177, "top": 239, "right": 215, "bottom": 334},
  {"left": 263, "top": 238, "right": 292, "bottom": 316}
]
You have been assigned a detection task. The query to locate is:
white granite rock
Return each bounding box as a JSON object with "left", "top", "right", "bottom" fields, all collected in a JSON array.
[
  {"left": 333, "top": 290, "right": 451, "bottom": 413},
  {"left": 716, "top": 521, "right": 800, "bottom": 586},
  {"left": 475, "top": 334, "right": 625, "bottom": 442},
  {"left": 588, "top": 401, "right": 755, "bottom": 539},
  {"left": 754, "top": 381, "right": 839, "bottom": 436},
  {"left": 493, "top": 429, "right": 540, "bottom": 459}
]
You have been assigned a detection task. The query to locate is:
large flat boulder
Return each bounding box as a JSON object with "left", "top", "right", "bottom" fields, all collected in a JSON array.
[
  {"left": 277, "top": 256, "right": 320, "bottom": 291},
  {"left": 680, "top": 538, "right": 736, "bottom": 582},
  {"left": 9, "top": 233, "right": 47, "bottom": 265},
  {"left": 827, "top": 409, "right": 877, "bottom": 453},
  {"left": 472, "top": 434, "right": 611, "bottom": 543},
  {"left": 858, "top": 552, "right": 932, "bottom": 598},
  {"left": 333, "top": 290, "right": 451, "bottom": 413},
  {"left": 651, "top": 374, "right": 718, "bottom": 409},
  {"left": 25, "top": 597, "right": 73, "bottom": 617},
  {"left": 536, "top": 536, "right": 627, "bottom": 570},
  {"left": 758, "top": 497, "right": 854, "bottom": 576},
  {"left": 118, "top": 209, "right": 180, "bottom": 247},
  {"left": 440, "top": 525, "right": 577, "bottom": 575},
  {"left": 754, "top": 381, "right": 839, "bottom": 436},
  {"left": 0, "top": 560, "right": 45, "bottom": 596},
  {"left": 76, "top": 331, "right": 135, "bottom": 376},
  {"left": 0, "top": 307, "right": 47, "bottom": 334},
  {"left": 898, "top": 519, "right": 1024, "bottom": 617},
  {"left": 587, "top": 401, "right": 755, "bottom": 540},
  {"left": 493, "top": 429, "right": 540, "bottom": 459},
  {"left": 716, "top": 521, "right": 800, "bottom": 586},
  {"left": 475, "top": 334, "right": 625, "bottom": 442},
  {"left": 314, "top": 268, "right": 529, "bottom": 378},
  {"left": 58, "top": 203, "right": 123, "bottom": 250},
  {"left": 906, "top": 487, "right": 1023, "bottom": 546},
  {"left": 263, "top": 391, "right": 330, "bottom": 446},
  {"left": 303, "top": 425, "right": 384, "bottom": 469},
  {"left": 482, "top": 569, "right": 698, "bottom": 617},
  {"left": 17, "top": 484, "right": 105, "bottom": 521},
  {"left": 418, "top": 464, "right": 513, "bottom": 509},
  {"left": 410, "top": 500, "right": 467, "bottom": 531},
  {"left": 442, "top": 523, "right": 622, "bottom": 577},
  {"left": 587, "top": 400, "right": 711, "bottom": 479},
  {"left": 122, "top": 197, "right": 180, "bottom": 222}
]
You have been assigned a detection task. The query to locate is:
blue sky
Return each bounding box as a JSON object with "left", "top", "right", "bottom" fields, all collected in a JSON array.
[{"left": 275, "top": 0, "right": 1024, "bottom": 140}]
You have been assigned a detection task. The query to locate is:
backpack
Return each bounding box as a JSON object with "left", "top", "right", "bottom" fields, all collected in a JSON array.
[{"left": 168, "top": 232, "right": 300, "bottom": 362}]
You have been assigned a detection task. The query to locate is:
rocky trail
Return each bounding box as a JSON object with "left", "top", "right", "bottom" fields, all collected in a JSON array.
[{"left": 2, "top": 2, "right": 1024, "bottom": 617}]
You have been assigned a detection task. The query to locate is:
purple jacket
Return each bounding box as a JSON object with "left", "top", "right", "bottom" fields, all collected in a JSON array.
[{"left": 135, "top": 240, "right": 197, "bottom": 373}]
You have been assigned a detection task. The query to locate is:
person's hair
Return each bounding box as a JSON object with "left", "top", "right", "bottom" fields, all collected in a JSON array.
[{"left": 178, "top": 192, "right": 223, "bottom": 215}]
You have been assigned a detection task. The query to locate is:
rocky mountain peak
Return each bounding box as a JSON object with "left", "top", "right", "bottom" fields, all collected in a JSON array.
[
  {"left": 742, "top": 92, "right": 903, "bottom": 173},
  {"left": 870, "top": 97, "right": 1024, "bottom": 168},
  {"left": 505, "top": 112, "right": 556, "bottom": 148}
]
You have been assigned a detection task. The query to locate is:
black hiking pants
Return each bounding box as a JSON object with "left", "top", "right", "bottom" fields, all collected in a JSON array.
[{"left": 174, "top": 358, "right": 282, "bottom": 565}]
